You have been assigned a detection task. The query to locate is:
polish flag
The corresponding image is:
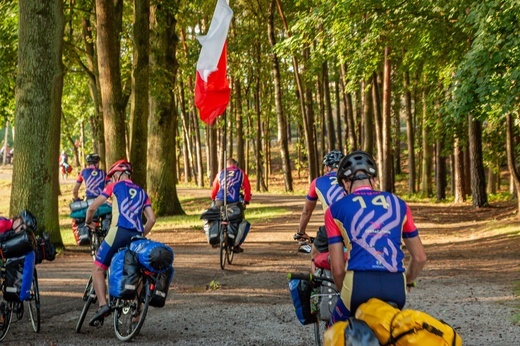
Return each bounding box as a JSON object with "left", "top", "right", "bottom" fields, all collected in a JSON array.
[{"left": 195, "top": 0, "right": 233, "bottom": 125}]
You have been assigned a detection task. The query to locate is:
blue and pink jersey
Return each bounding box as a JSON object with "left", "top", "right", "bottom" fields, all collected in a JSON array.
[
  {"left": 325, "top": 186, "right": 419, "bottom": 273},
  {"left": 101, "top": 180, "right": 151, "bottom": 233},
  {"left": 77, "top": 168, "right": 107, "bottom": 199},
  {"left": 211, "top": 165, "right": 251, "bottom": 203},
  {"left": 307, "top": 172, "right": 345, "bottom": 210}
]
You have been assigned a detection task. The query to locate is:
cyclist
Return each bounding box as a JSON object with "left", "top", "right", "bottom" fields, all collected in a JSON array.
[
  {"left": 210, "top": 158, "right": 251, "bottom": 253},
  {"left": 295, "top": 150, "right": 345, "bottom": 267},
  {"left": 326, "top": 150, "right": 427, "bottom": 325},
  {"left": 72, "top": 153, "right": 107, "bottom": 201},
  {"left": 85, "top": 159, "right": 156, "bottom": 326},
  {"left": 0, "top": 210, "right": 37, "bottom": 235}
]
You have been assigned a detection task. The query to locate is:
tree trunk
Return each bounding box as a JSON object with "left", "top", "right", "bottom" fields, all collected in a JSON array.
[
  {"left": 381, "top": 47, "right": 392, "bottom": 192},
  {"left": 468, "top": 115, "right": 488, "bottom": 207},
  {"left": 234, "top": 79, "right": 246, "bottom": 169},
  {"left": 268, "top": 0, "right": 292, "bottom": 191},
  {"left": 436, "top": 107, "right": 447, "bottom": 201},
  {"left": 147, "top": 0, "right": 184, "bottom": 216},
  {"left": 454, "top": 137, "right": 466, "bottom": 203},
  {"left": 372, "top": 73, "right": 382, "bottom": 169},
  {"left": 95, "top": 0, "right": 126, "bottom": 164},
  {"left": 11, "top": 0, "right": 64, "bottom": 246},
  {"left": 81, "top": 16, "right": 106, "bottom": 167},
  {"left": 323, "top": 61, "right": 336, "bottom": 152},
  {"left": 362, "top": 79, "right": 374, "bottom": 154},
  {"left": 129, "top": 0, "right": 150, "bottom": 188},
  {"left": 421, "top": 89, "right": 433, "bottom": 197},
  {"left": 340, "top": 63, "right": 356, "bottom": 151},
  {"left": 506, "top": 113, "right": 520, "bottom": 215},
  {"left": 403, "top": 70, "right": 415, "bottom": 194}
]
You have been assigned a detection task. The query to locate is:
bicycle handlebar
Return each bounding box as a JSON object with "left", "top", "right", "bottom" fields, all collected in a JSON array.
[{"left": 287, "top": 272, "right": 335, "bottom": 284}]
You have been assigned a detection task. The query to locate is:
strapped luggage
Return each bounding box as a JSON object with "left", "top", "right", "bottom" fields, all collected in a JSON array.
[
  {"left": 324, "top": 318, "right": 380, "bottom": 346},
  {"left": 355, "top": 298, "right": 463, "bottom": 346},
  {"left": 71, "top": 218, "right": 90, "bottom": 246},
  {"left": 0, "top": 229, "right": 36, "bottom": 259},
  {"left": 129, "top": 238, "right": 174, "bottom": 273},
  {"left": 109, "top": 248, "right": 141, "bottom": 299},
  {"left": 3, "top": 251, "right": 36, "bottom": 302},
  {"left": 150, "top": 265, "right": 174, "bottom": 308},
  {"left": 288, "top": 277, "right": 315, "bottom": 325},
  {"left": 204, "top": 220, "right": 220, "bottom": 245},
  {"left": 234, "top": 219, "right": 250, "bottom": 246},
  {"left": 34, "top": 232, "right": 57, "bottom": 264},
  {"left": 313, "top": 267, "right": 339, "bottom": 322}
]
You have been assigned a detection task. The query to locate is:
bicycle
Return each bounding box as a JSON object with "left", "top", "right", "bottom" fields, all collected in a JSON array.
[
  {"left": 75, "top": 256, "right": 160, "bottom": 341},
  {"left": 293, "top": 232, "right": 315, "bottom": 254},
  {"left": 0, "top": 255, "right": 41, "bottom": 341},
  {"left": 288, "top": 272, "right": 340, "bottom": 346},
  {"left": 219, "top": 217, "right": 235, "bottom": 270}
]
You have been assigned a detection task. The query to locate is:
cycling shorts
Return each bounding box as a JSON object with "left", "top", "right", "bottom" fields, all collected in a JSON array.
[
  {"left": 329, "top": 270, "right": 406, "bottom": 325},
  {"left": 94, "top": 226, "right": 141, "bottom": 270}
]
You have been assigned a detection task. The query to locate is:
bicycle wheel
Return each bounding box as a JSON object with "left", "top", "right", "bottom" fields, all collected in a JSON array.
[
  {"left": 75, "top": 276, "right": 95, "bottom": 333},
  {"left": 0, "top": 301, "right": 12, "bottom": 342},
  {"left": 113, "top": 277, "right": 151, "bottom": 342},
  {"left": 219, "top": 224, "right": 227, "bottom": 270},
  {"left": 313, "top": 318, "right": 322, "bottom": 346},
  {"left": 226, "top": 236, "right": 234, "bottom": 264},
  {"left": 28, "top": 268, "right": 40, "bottom": 333}
]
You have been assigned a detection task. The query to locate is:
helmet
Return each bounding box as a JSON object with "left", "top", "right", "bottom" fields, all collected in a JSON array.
[
  {"left": 86, "top": 153, "right": 101, "bottom": 164},
  {"left": 107, "top": 159, "right": 132, "bottom": 178},
  {"left": 337, "top": 151, "right": 377, "bottom": 183},
  {"left": 18, "top": 209, "right": 37, "bottom": 232},
  {"left": 323, "top": 150, "right": 345, "bottom": 168}
]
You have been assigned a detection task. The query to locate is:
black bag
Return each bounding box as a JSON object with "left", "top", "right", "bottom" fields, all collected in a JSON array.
[
  {"left": 150, "top": 266, "right": 174, "bottom": 308},
  {"left": 200, "top": 206, "right": 221, "bottom": 221},
  {"left": 0, "top": 230, "right": 36, "bottom": 259},
  {"left": 225, "top": 203, "right": 244, "bottom": 222},
  {"left": 35, "top": 232, "right": 57, "bottom": 264},
  {"left": 3, "top": 251, "right": 35, "bottom": 302}
]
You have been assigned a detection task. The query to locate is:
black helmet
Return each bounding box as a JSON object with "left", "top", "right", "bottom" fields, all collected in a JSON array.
[
  {"left": 18, "top": 209, "right": 37, "bottom": 232},
  {"left": 337, "top": 151, "right": 377, "bottom": 183},
  {"left": 323, "top": 151, "right": 345, "bottom": 168},
  {"left": 86, "top": 153, "right": 101, "bottom": 164}
]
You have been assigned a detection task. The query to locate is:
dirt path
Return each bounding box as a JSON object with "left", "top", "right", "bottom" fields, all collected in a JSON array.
[{"left": 1, "top": 188, "right": 519, "bottom": 345}]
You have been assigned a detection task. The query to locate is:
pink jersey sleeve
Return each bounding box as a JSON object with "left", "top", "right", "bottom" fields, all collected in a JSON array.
[
  {"left": 101, "top": 181, "right": 115, "bottom": 198},
  {"left": 402, "top": 204, "right": 419, "bottom": 237},
  {"left": 306, "top": 178, "right": 318, "bottom": 200}
]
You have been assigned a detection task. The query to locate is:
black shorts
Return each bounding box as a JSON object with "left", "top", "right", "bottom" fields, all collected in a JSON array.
[{"left": 313, "top": 226, "right": 328, "bottom": 253}]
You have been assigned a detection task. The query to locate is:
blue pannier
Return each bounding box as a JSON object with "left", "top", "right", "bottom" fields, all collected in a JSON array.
[{"left": 109, "top": 248, "right": 141, "bottom": 299}]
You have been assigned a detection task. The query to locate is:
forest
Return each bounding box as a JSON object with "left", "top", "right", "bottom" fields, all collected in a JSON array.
[{"left": 0, "top": 0, "right": 519, "bottom": 245}]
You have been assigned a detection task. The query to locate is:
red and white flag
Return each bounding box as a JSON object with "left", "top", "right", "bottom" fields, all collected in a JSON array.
[{"left": 194, "top": 0, "right": 233, "bottom": 125}]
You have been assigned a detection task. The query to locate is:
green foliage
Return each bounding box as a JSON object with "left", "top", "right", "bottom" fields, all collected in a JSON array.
[{"left": 0, "top": 1, "right": 18, "bottom": 121}]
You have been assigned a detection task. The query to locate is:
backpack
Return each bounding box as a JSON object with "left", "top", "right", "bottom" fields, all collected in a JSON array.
[
  {"left": 355, "top": 298, "right": 463, "bottom": 346},
  {"left": 324, "top": 318, "right": 380, "bottom": 346}
]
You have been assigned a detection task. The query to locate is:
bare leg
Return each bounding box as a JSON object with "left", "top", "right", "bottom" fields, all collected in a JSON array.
[{"left": 92, "top": 264, "right": 107, "bottom": 307}]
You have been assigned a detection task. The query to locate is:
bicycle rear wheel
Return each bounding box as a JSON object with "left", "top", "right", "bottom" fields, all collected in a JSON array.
[
  {"left": 28, "top": 268, "right": 40, "bottom": 332},
  {"left": 75, "top": 276, "right": 95, "bottom": 333},
  {"left": 219, "top": 224, "right": 227, "bottom": 270},
  {"left": 113, "top": 278, "right": 150, "bottom": 342},
  {"left": 0, "top": 301, "right": 12, "bottom": 342},
  {"left": 226, "top": 237, "right": 234, "bottom": 264}
]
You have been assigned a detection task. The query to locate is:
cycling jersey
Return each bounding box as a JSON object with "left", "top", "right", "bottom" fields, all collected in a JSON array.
[
  {"left": 211, "top": 164, "right": 251, "bottom": 203},
  {"left": 101, "top": 180, "right": 151, "bottom": 233},
  {"left": 0, "top": 217, "right": 13, "bottom": 234},
  {"left": 307, "top": 172, "right": 345, "bottom": 210},
  {"left": 325, "top": 186, "right": 418, "bottom": 273},
  {"left": 77, "top": 168, "right": 107, "bottom": 199}
]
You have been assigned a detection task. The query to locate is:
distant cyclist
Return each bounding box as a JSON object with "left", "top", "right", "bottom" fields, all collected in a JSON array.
[
  {"left": 85, "top": 159, "right": 156, "bottom": 326},
  {"left": 326, "top": 150, "right": 427, "bottom": 325},
  {"left": 72, "top": 153, "right": 107, "bottom": 201},
  {"left": 295, "top": 151, "right": 345, "bottom": 265}
]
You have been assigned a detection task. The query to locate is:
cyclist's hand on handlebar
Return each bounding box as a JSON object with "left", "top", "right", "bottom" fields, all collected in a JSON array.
[
  {"left": 85, "top": 221, "right": 95, "bottom": 230},
  {"left": 294, "top": 231, "right": 311, "bottom": 241}
]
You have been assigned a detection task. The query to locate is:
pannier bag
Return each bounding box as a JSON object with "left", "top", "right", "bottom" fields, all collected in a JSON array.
[
  {"left": 224, "top": 203, "right": 243, "bottom": 222},
  {"left": 313, "top": 267, "right": 339, "bottom": 322},
  {"left": 204, "top": 220, "right": 220, "bottom": 245},
  {"left": 109, "top": 248, "right": 141, "bottom": 299},
  {"left": 34, "top": 232, "right": 57, "bottom": 264},
  {"left": 71, "top": 218, "right": 90, "bottom": 246},
  {"left": 355, "top": 298, "right": 463, "bottom": 346},
  {"left": 324, "top": 318, "right": 380, "bottom": 346},
  {"left": 0, "top": 230, "right": 36, "bottom": 259},
  {"left": 288, "top": 277, "right": 315, "bottom": 325},
  {"left": 200, "top": 206, "right": 221, "bottom": 222},
  {"left": 129, "top": 239, "right": 174, "bottom": 273},
  {"left": 234, "top": 219, "right": 250, "bottom": 247},
  {"left": 150, "top": 265, "right": 174, "bottom": 308},
  {"left": 3, "top": 251, "right": 36, "bottom": 302}
]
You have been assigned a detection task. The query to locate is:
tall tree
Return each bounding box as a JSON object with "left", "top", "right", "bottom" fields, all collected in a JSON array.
[
  {"left": 95, "top": 0, "right": 126, "bottom": 164},
  {"left": 147, "top": 0, "right": 184, "bottom": 216},
  {"left": 11, "top": 0, "right": 64, "bottom": 245},
  {"left": 129, "top": 0, "right": 150, "bottom": 188}
]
